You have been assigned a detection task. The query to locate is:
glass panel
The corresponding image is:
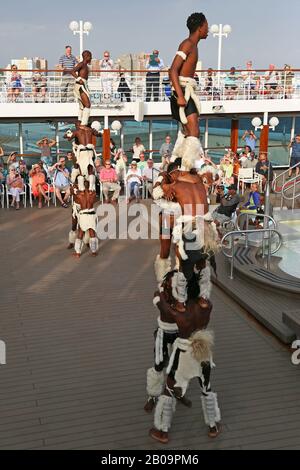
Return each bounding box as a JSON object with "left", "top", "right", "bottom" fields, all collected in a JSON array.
[
  {"left": 152, "top": 120, "right": 178, "bottom": 161},
  {"left": 268, "top": 116, "right": 291, "bottom": 166},
  {"left": 0, "top": 123, "right": 19, "bottom": 157},
  {"left": 207, "top": 118, "right": 232, "bottom": 163},
  {"left": 22, "top": 122, "right": 56, "bottom": 167},
  {"left": 123, "top": 120, "right": 150, "bottom": 160},
  {"left": 295, "top": 116, "right": 300, "bottom": 134}
]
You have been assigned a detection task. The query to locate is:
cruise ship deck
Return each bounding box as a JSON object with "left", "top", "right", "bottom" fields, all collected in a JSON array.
[{"left": 1, "top": 204, "right": 300, "bottom": 450}]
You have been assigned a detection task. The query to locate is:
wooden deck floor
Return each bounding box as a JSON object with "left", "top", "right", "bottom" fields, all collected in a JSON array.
[{"left": 1, "top": 204, "right": 300, "bottom": 450}]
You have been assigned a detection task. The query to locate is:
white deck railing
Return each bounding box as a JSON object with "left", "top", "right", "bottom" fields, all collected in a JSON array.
[{"left": 1, "top": 69, "right": 300, "bottom": 104}]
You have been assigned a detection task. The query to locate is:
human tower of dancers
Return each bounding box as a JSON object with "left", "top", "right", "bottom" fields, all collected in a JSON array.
[
  {"left": 67, "top": 10, "right": 222, "bottom": 443},
  {"left": 144, "top": 12, "right": 222, "bottom": 444}
]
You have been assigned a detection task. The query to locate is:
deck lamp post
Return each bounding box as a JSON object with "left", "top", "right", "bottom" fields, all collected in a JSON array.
[
  {"left": 210, "top": 24, "right": 232, "bottom": 87},
  {"left": 252, "top": 115, "right": 279, "bottom": 220},
  {"left": 69, "top": 21, "right": 93, "bottom": 57}
]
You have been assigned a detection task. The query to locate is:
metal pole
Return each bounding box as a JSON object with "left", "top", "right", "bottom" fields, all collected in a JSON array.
[
  {"left": 79, "top": 20, "right": 83, "bottom": 57},
  {"left": 204, "top": 118, "right": 209, "bottom": 150},
  {"left": 230, "top": 234, "right": 234, "bottom": 280},
  {"left": 217, "top": 24, "right": 222, "bottom": 88},
  {"left": 267, "top": 230, "right": 271, "bottom": 270},
  {"left": 149, "top": 119, "right": 153, "bottom": 159},
  {"left": 19, "top": 123, "right": 23, "bottom": 155}
]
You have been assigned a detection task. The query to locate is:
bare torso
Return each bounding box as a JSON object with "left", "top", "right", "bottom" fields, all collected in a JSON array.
[
  {"left": 175, "top": 299, "right": 211, "bottom": 339},
  {"left": 155, "top": 291, "right": 177, "bottom": 324},
  {"left": 74, "top": 128, "right": 94, "bottom": 146},
  {"left": 177, "top": 38, "right": 198, "bottom": 78},
  {"left": 75, "top": 189, "right": 96, "bottom": 210}
]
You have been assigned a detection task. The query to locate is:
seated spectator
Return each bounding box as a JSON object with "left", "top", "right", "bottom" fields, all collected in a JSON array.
[
  {"left": 32, "top": 72, "right": 47, "bottom": 103},
  {"left": 6, "top": 167, "right": 24, "bottom": 210},
  {"left": 110, "top": 138, "right": 117, "bottom": 160},
  {"left": 29, "top": 164, "right": 50, "bottom": 208},
  {"left": 239, "top": 146, "right": 252, "bottom": 168},
  {"left": 238, "top": 183, "right": 261, "bottom": 215},
  {"left": 0, "top": 144, "right": 4, "bottom": 166},
  {"left": 159, "top": 135, "right": 173, "bottom": 159},
  {"left": 143, "top": 159, "right": 154, "bottom": 196},
  {"left": 7, "top": 65, "right": 24, "bottom": 102},
  {"left": 0, "top": 163, "right": 8, "bottom": 184},
  {"left": 159, "top": 153, "right": 171, "bottom": 172},
  {"left": 255, "top": 152, "right": 273, "bottom": 189},
  {"left": 65, "top": 151, "right": 75, "bottom": 172},
  {"left": 126, "top": 161, "right": 142, "bottom": 203},
  {"left": 49, "top": 157, "right": 70, "bottom": 208},
  {"left": 137, "top": 152, "right": 147, "bottom": 173},
  {"left": 131, "top": 137, "right": 145, "bottom": 162},
  {"left": 19, "top": 160, "right": 29, "bottom": 184},
  {"left": 117, "top": 71, "right": 131, "bottom": 102},
  {"left": 212, "top": 184, "right": 240, "bottom": 227},
  {"left": 7, "top": 151, "right": 19, "bottom": 170},
  {"left": 220, "top": 153, "right": 234, "bottom": 185},
  {"left": 99, "top": 160, "right": 120, "bottom": 204},
  {"left": 114, "top": 148, "right": 128, "bottom": 183},
  {"left": 94, "top": 158, "right": 103, "bottom": 179},
  {"left": 243, "top": 151, "right": 258, "bottom": 169}
]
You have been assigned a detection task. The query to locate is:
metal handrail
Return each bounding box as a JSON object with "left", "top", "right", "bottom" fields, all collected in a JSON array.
[
  {"left": 235, "top": 213, "right": 277, "bottom": 232},
  {"left": 221, "top": 227, "right": 283, "bottom": 280},
  {"left": 272, "top": 161, "right": 300, "bottom": 193},
  {"left": 281, "top": 174, "right": 300, "bottom": 210}
]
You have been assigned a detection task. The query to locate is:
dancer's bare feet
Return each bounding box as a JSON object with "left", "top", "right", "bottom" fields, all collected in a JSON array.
[
  {"left": 67, "top": 243, "right": 74, "bottom": 250},
  {"left": 72, "top": 253, "right": 81, "bottom": 259},
  {"left": 174, "top": 301, "right": 186, "bottom": 312},
  {"left": 149, "top": 428, "right": 169, "bottom": 444},
  {"left": 90, "top": 252, "right": 98, "bottom": 257}
]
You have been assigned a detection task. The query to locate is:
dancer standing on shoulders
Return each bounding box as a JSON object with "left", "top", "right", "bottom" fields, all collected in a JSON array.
[
  {"left": 71, "top": 50, "right": 92, "bottom": 129},
  {"left": 169, "top": 12, "right": 209, "bottom": 169}
]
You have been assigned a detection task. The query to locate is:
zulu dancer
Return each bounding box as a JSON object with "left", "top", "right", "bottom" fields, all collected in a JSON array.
[
  {"left": 64, "top": 123, "right": 99, "bottom": 192},
  {"left": 153, "top": 162, "right": 218, "bottom": 311},
  {"left": 67, "top": 181, "right": 90, "bottom": 250},
  {"left": 144, "top": 271, "right": 192, "bottom": 414},
  {"left": 169, "top": 13, "right": 208, "bottom": 170},
  {"left": 71, "top": 50, "right": 92, "bottom": 128},
  {"left": 73, "top": 180, "right": 98, "bottom": 258},
  {"left": 150, "top": 272, "right": 221, "bottom": 444}
]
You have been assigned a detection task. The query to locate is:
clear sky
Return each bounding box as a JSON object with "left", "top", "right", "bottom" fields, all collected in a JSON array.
[{"left": 1, "top": 0, "right": 299, "bottom": 69}]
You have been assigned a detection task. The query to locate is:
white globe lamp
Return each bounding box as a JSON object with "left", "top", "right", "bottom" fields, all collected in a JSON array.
[
  {"left": 84, "top": 21, "right": 93, "bottom": 32},
  {"left": 252, "top": 117, "right": 262, "bottom": 129},
  {"left": 223, "top": 24, "right": 232, "bottom": 34},
  {"left": 210, "top": 24, "right": 219, "bottom": 34},
  {"left": 69, "top": 21, "right": 79, "bottom": 32},
  {"left": 111, "top": 120, "right": 122, "bottom": 131},
  {"left": 269, "top": 117, "right": 279, "bottom": 128},
  {"left": 91, "top": 121, "right": 101, "bottom": 132}
]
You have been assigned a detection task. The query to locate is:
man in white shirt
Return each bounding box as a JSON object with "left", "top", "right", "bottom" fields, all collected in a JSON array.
[
  {"left": 100, "top": 51, "right": 114, "bottom": 95},
  {"left": 143, "top": 159, "right": 154, "bottom": 196},
  {"left": 126, "top": 161, "right": 143, "bottom": 202}
]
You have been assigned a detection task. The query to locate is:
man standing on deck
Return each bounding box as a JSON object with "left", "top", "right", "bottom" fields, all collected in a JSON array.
[
  {"left": 59, "top": 46, "right": 78, "bottom": 103},
  {"left": 169, "top": 13, "right": 209, "bottom": 170},
  {"left": 71, "top": 50, "right": 92, "bottom": 129}
]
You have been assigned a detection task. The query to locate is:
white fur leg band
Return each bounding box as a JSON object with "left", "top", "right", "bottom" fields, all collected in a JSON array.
[
  {"left": 181, "top": 136, "right": 201, "bottom": 171},
  {"left": 146, "top": 367, "right": 165, "bottom": 398},
  {"left": 69, "top": 230, "right": 77, "bottom": 244},
  {"left": 89, "top": 237, "right": 98, "bottom": 253},
  {"left": 198, "top": 265, "right": 212, "bottom": 300},
  {"left": 74, "top": 238, "right": 83, "bottom": 254},
  {"left": 154, "top": 255, "right": 171, "bottom": 284},
  {"left": 201, "top": 392, "right": 221, "bottom": 428},
  {"left": 154, "top": 395, "right": 176, "bottom": 432},
  {"left": 81, "top": 107, "right": 90, "bottom": 126},
  {"left": 172, "top": 272, "right": 187, "bottom": 303}
]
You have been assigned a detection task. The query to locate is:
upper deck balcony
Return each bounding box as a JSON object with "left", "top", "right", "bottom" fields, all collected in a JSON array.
[{"left": 1, "top": 68, "right": 300, "bottom": 120}]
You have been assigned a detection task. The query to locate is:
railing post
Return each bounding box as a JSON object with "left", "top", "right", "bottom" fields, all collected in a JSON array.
[{"left": 230, "top": 235, "right": 234, "bottom": 280}]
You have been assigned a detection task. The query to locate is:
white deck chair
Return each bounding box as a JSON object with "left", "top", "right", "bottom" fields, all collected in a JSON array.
[{"left": 5, "top": 184, "right": 27, "bottom": 208}]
